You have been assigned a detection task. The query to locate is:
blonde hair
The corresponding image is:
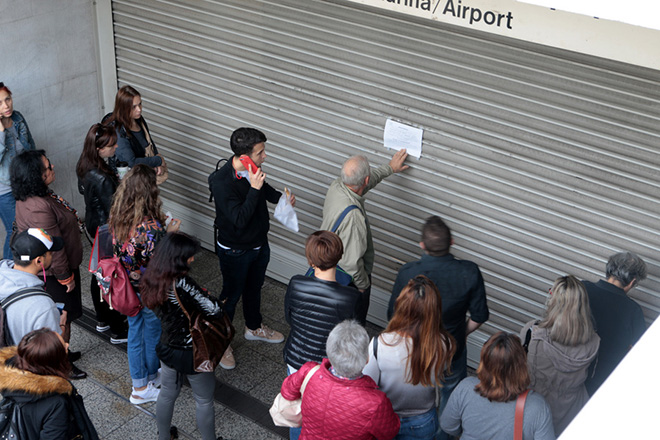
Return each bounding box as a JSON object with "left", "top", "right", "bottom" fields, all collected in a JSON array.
[
  {"left": 539, "top": 275, "right": 595, "bottom": 346},
  {"left": 108, "top": 164, "right": 165, "bottom": 243}
]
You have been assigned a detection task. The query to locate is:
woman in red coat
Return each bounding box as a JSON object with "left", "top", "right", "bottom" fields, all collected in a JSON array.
[{"left": 280, "top": 320, "right": 400, "bottom": 440}]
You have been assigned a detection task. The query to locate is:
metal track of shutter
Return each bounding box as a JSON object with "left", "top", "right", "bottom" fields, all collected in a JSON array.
[{"left": 110, "top": 0, "right": 660, "bottom": 359}]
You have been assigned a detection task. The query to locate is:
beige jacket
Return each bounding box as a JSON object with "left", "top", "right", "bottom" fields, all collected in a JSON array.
[{"left": 320, "top": 164, "right": 393, "bottom": 290}]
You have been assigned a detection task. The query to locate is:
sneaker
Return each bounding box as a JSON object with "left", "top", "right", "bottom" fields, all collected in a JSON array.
[
  {"left": 96, "top": 322, "right": 110, "bottom": 332},
  {"left": 219, "top": 346, "right": 235, "bottom": 370},
  {"left": 130, "top": 383, "right": 160, "bottom": 405},
  {"left": 244, "top": 324, "right": 284, "bottom": 343},
  {"left": 110, "top": 331, "right": 128, "bottom": 344}
]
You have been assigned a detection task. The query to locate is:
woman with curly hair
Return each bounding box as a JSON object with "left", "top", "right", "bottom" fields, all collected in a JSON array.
[
  {"left": 521, "top": 275, "right": 599, "bottom": 435},
  {"left": 108, "top": 85, "right": 165, "bottom": 176},
  {"left": 10, "top": 149, "right": 87, "bottom": 379},
  {"left": 364, "top": 275, "right": 456, "bottom": 440},
  {"left": 76, "top": 123, "right": 127, "bottom": 342},
  {"left": 440, "top": 332, "right": 555, "bottom": 440},
  {"left": 108, "top": 164, "right": 180, "bottom": 404}
]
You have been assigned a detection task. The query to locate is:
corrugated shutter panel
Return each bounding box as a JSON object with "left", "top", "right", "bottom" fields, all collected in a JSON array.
[{"left": 111, "top": 0, "right": 660, "bottom": 360}]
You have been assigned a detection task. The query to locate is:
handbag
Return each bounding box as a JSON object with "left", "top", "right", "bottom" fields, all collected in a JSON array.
[
  {"left": 173, "top": 282, "right": 235, "bottom": 373},
  {"left": 514, "top": 390, "right": 530, "bottom": 440},
  {"left": 0, "top": 397, "right": 25, "bottom": 439},
  {"left": 93, "top": 257, "right": 142, "bottom": 317},
  {"left": 142, "top": 121, "right": 168, "bottom": 185},
  {"left": 306, "top": 205, "right": 359, "bottom": 286},
  {"left": 269, "top": 364, "right": 321, "bottom": 427}
]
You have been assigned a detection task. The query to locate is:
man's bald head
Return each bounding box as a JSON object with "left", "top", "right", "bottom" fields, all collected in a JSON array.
[{"left": 341, "top": 155, "right": 370, "bottom": 188}]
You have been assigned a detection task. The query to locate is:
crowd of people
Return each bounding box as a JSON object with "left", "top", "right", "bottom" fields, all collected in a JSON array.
[{"left": 0, "top": 80, "right": 650, "bottom": 439}]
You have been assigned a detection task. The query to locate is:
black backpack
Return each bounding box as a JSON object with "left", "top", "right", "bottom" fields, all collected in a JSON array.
[
  {"left": 0, "top": 397, "right": 25, "bottom": 439},
  {"left": 0, "top": 287, "right": 51, "bottom": 348}
]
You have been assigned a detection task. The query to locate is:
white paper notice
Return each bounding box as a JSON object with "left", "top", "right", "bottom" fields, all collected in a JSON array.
[{"left": 384, "top": 119, "right": 423, "bottom": 159}]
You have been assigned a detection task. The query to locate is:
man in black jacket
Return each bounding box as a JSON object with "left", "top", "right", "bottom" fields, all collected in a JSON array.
[{"left": 208, "top": 128, "right": 295, "bottom": 369}]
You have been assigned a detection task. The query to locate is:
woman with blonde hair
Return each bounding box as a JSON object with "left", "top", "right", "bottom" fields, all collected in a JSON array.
[
  {"left": 363, "top": 275, "right": 456, "bottom": 439},
  {"left": 520, "top": 275, "right": 600, "bottom": 435},
  {"left": 108, "top": 164, "right": 180, "bottom": 405}
]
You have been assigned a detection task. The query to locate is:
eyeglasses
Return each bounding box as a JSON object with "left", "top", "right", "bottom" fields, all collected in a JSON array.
[{"left": 45, "top": 158, "right": 53, "bottom": 171}]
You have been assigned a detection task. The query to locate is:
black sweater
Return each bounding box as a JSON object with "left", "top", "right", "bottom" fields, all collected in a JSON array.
[{"left": 208, "top": 158, "right": 281, "bottom": 249}]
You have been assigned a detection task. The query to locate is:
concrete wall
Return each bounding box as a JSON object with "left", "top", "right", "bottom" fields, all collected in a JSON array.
[{"left": 0, "top": 0, "right": 102, "bottom": 216}]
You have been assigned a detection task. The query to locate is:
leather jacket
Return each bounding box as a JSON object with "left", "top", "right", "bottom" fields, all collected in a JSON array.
[
  {"left": 78, "top": 168, "right": 118, "bottom": 235},
  {"left": 283, "top": 275, "right": 363, "bottom": 369}
]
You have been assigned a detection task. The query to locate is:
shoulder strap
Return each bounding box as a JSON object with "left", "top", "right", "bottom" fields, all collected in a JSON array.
[
  {"left": 208, "top": 158, "right": 229, "bottom": 203},
  {"left": 372, "top": 336, "right": 378, "bottom": 361},
  {"left": 514, "top": 390, "right": 530, "bottom": 440},
  {"left": 300, "top": 364, "right": 321, "bottom": 396},
  {"left": 330, "top": 205, "right": 359, "bottom": 233},
  {"left": 1, "top": 287, "right": 50, "bottom": 309},
  {"left": 522, "top": 328, "right": 532, "bottom": 353}
]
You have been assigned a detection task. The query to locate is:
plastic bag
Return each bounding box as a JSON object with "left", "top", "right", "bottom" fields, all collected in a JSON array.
[{"left": 274, "top": 188, "right": 299, "bottom": 232}]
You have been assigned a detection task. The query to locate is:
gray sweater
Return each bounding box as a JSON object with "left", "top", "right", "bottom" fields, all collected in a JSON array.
[
  {"left": 0, "top": 260, "right": 61, "bottom": 343},
  {"left": 440, "top": 376, "right": 555, "bottom": 440}
]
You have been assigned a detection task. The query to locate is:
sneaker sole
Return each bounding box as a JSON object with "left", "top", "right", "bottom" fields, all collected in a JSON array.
[
  {"left": 96, "top": 325, "right": 110, "bottom": 332},
  {"left": 110, "top": 338, "right": 128, "bottom": 344},
  {"left": 244, "top": 333, "right": 284, "bottom": 343},
  {"left": 219, "top": 361, "right": 236, "bottom": 370},
  {"left": 129, "top": 396, "right": 158, "bottom": 405}
]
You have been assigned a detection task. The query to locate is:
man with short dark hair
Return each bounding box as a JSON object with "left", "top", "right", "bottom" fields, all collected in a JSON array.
[
  {"left": 0, "top": 228, "right": 86, "bottom": 379},
  {"left": 320, "top": 149, "right": 409, "bottom": 324},
  {"left": 388, "top": 216, "right": 488, "bottom": 439},
  {"left": 209, "top": 127, "right": 295, "bottom": 369},
  {"left": 583, "top": 251, "right": 647, "bottom": 396}
]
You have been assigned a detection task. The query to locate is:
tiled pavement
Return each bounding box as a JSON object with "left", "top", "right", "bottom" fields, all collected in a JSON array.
[{"left": 71, "top": 242, "right": 385, "bottom": 439}]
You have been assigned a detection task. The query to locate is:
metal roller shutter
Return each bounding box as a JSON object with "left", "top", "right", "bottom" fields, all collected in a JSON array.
[{"left": 110, "top": 0, "right": 660, "bottom": 363}]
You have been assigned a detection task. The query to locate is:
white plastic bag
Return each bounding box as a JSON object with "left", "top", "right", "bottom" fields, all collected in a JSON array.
[{"left": 274, "top": 188, "right": 299, "bottom": 232}]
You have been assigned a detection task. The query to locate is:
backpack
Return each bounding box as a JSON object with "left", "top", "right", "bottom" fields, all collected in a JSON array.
[
  {"left": 0, "top": 397, "right": 25, "bottom": 440},
  {"left": 0, "top": 287, "right": 51, "bottom": 347}
]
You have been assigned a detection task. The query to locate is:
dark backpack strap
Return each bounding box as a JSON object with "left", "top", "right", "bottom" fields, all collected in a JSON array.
[
  {"left": 523, "top": 328, "right": 532, "bottom": 353},
  {"left": 208, "top": 158, "right": 229, "bottom": 203},
  {"left": 330, "top": 205, "right": 359, "bottom": 233},
  {"left": 1, "top": 287, "right": 50, "bottom": 309},
  {"left": 372, "top": 336, "right": 378, "bottom": 360}
]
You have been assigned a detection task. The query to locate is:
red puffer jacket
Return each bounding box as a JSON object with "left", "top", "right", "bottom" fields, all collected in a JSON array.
[{"left": 281, "top": 359, "right": 400, "bottom": 440}]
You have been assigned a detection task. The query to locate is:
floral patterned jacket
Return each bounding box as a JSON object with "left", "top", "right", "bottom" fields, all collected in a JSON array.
[{"left": 113, "top": 217, "right": 166, "bottom": 289}]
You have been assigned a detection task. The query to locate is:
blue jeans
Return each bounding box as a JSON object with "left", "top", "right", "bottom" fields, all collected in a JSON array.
[
  {"left": 0, "top": 192, "right": 16, "bottom": 259},
  {"left": 397, "top": 407, "right": 438, "bottom": 440},
  {"left": 287, "top": 365, "right": 301, "bottom": 440},
  {"left": 127, "top": 306, "right": 161, "bottom": 387},
  {"left": 216, "top": 242, "right": 270, "bottom": 330},
  {"left": 436, "top": 349, "right": 467, "bottom": 440}
]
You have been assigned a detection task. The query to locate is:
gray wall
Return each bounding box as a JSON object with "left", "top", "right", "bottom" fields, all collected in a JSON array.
[{"left": 1, "top": 0, "right": 102, "bottom": 217}]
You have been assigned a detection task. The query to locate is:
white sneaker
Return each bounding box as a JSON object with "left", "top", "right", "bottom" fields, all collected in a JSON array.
[
  {"left": 244, "top": 324, "right": 284, "bottom": 343},
  {"left": 219, "top": 346, "right": 235, "bottom": 370},
  {"left": 130, "top": 383, "right": 160, "bottom": 405}
]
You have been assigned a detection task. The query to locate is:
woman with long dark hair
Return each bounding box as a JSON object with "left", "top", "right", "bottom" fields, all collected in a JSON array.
[
  {"left": 0, "top": 328, "right": 99, "bottom": 439},
  {"left": 440, "top": 332, "right": 556, "bottom": 440},
  {"left": 141, "top": 232, "right": 227, "bottom": 440},
  {"left": 109, "top": 85, "right": 165, "bottom": 174},
  {"left": 0, "top": 82, "right": 36, "bottom": 258},
  {"left": 363, "top": 275, "right": 456, "bottom": 440},
  {"left": 521, "top": 275, "right": 600, "bottom": 435},
  {"left": 76, "top": 123, "right": 127, "bottom": 342},
  {"left": 108, "top": 164, "right": 180, "bottom": 404},
  {"left": 10, "top": 149, "right": 87, "bottom": 379}
]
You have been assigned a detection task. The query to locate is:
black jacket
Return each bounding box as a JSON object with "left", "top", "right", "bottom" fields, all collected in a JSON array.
[
  {"left": 0, "top": 347, "right": 99, "bottom": 440},
  {"left": 283, "top": 275, "right": 363, "bottom": 369},
  {"left": 153, "top": 275, "right": 225, "bottom": 374},
  {"left": 208, "top": 158, "right": 281, "bottom": 249},
  {"left": 78, "top": 167, "right": 118, "bottom": 235}
]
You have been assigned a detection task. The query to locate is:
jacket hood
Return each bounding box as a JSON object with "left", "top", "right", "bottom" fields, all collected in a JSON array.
[
  {"left": 529, "top": 324, "right": 600, "bottom": 373},
  {"left": 0, "top": 260, "right": 44, "bottom": 300},
  {"left": 0, "top": 347, "right": 72, "bottom": 400}
]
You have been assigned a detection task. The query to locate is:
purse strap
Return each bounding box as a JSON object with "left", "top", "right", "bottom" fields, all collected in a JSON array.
[
  {"left": 172, "top": 280, "right": 191, "bottom": 320},
  {"left": 300, "top": 365, "right": 321, "bottom": 396},
  {"left": 330, "top": 205, "right": 359, "bottom": 233},
  {"left": 140, "top": 120, "right": 156, "bottom": 157},
  {"left": 514, "top": 390, "right": 530, "bottom": 440}
]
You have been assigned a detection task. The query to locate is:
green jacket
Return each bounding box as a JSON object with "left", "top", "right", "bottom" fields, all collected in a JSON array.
[{"left": 320, "top": 164, "right": 393, "bottom": 290}]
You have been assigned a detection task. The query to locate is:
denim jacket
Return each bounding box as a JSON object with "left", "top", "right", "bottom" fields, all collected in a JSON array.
[{"left": 0, "top": 111, "right": 36, "bottom": 186}]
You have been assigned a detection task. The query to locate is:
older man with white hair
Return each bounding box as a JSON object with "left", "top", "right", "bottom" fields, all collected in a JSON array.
[{"left": 320, "top": 150, "right": 408, "bottom": 324}]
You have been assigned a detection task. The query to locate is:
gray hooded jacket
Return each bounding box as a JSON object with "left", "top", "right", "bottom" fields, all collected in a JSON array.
[
  {"left": 0, "top": 260, "right": 60, "bottom": 343},
  {"left": 521, "top": 320, "right": 600, "bottom": 435}
]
